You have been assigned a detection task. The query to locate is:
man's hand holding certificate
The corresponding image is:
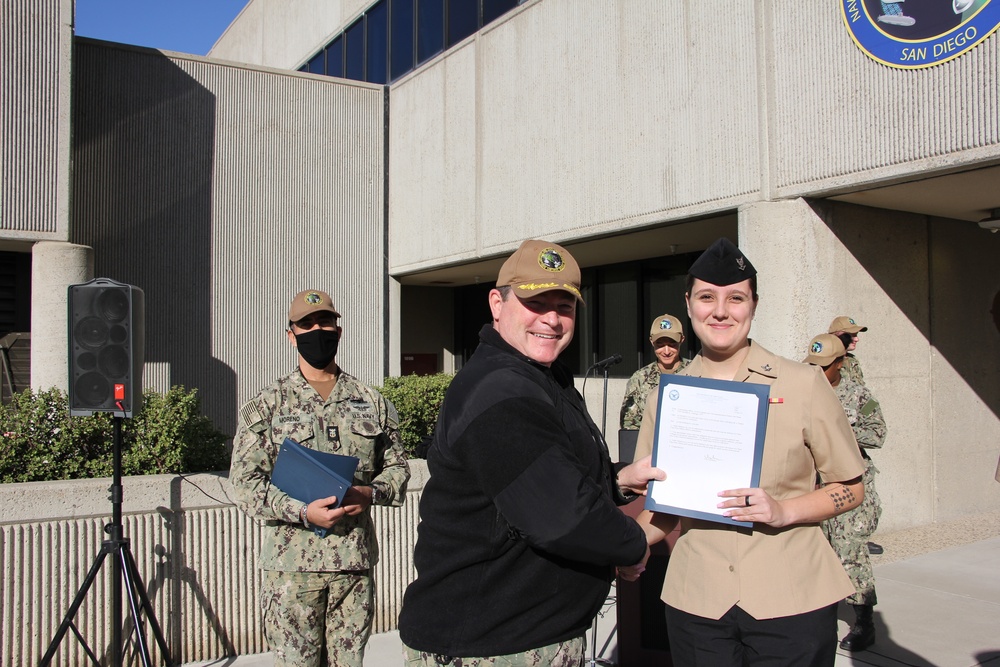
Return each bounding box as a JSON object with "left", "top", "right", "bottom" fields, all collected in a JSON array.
[{"left": 644, "top": 375, "right": 769, "bottom": 527}]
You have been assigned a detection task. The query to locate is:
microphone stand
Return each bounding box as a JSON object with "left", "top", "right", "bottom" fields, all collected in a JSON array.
[{"left": 584, "top": 353, "right": 622, "bottom": 667}]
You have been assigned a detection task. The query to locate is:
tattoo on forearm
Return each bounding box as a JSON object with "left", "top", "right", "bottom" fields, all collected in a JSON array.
[{"left": 826, "top": 485, "right": 857, "bottom": 510}]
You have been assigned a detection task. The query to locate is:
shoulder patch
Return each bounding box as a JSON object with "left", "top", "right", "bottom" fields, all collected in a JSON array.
[
  {"left": 239, "top": 399, "right": 267, "bottom": 433},
  {"left": 361, "top": 385, "right": 399, "bottom": 429},
  {"left": 384, "top": 398, "right": 399, "bottom": 429},
  {"left": 861, "top": 398, "right": 879, "bottom": 417}
]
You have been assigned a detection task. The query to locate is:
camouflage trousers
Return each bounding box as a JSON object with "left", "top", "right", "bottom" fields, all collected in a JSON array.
[
  {"left": 261, "top": 569, "right": 374, "bottom": 667},
  {"left": 402, "top": 635, "right": 587, "bottom": 666},
  {"left": 822, "top": 460, "right": 881, "bottom": 606}
]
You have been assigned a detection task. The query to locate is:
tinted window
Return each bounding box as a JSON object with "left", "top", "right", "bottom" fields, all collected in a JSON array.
[
  {"left": 417, "top": 0, "right": 444, "bottom": 64},
  {"left": 390, "top": 0, "right": 415, "bottom": 80},
  {"left": 447, "top": 0, "right": 477, "bottom": 46},
  {"left": 345, "top": 18, "right": 365, "bottom": 80},
  {"left": 483, "top": 0, "right": 517, "bottom": 25},
  {"left": 307, "top": 52, "right": 325, "bottom": 75},
  {"left": 597, "top": 265, "right": 641, "bottom": 377},
  {"left": 325, "top": 37, "right": 344, "bottom": 77},
  {"left": 366, "top": 1, "right": 388, "bottom": 83}
]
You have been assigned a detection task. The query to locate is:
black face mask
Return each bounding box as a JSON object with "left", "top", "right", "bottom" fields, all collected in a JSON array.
[{"left": 294, "top": 329, "right": 340, "bottom": 369}]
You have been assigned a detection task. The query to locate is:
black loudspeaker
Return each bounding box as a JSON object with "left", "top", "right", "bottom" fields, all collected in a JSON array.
[{"left": 68, "top": 278, "right": 145, "bottom": 418}]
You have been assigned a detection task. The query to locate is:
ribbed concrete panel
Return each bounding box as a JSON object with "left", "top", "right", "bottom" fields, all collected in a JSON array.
[
  {"left": 371, "top": 498, "right": 420, "bottom": 633},
  {"left": 0, "top": 470, "right": 426, "bottom": 665},
  {"left": 210, "top": 0, "right": 373, "bottom": 69},
  {"left": 71, "top": 41, "right": 386, "bottom": 436},
  {"left": 388, "top": 45, "right": 480, "bottom": 270},
  {"left": 0, "top": 0, "right": 71, "bottom": 239},
  {"left": 477, "top": 0, "right": 760, "bottom": 249},
  {"left": 389, "top": 0, "right": 761, "bottom": 272},
  {"left": 769, "top": 3, "right": 1000, "bottom": 194},
  {"left": 2, "top": 509, "right": 267, "bottom": 665}
]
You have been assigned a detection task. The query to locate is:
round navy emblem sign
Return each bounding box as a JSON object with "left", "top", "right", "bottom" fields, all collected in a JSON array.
[{"left": 841, "top": 0, "right": 1000, "bottom": 68}]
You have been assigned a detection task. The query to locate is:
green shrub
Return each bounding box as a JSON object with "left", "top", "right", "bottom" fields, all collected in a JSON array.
[
  {"left": 0, "top": 386, "right": 229, "bottom": 483},
  {"left": 376, "top": 373, "right": 454, "bottom": 458}
]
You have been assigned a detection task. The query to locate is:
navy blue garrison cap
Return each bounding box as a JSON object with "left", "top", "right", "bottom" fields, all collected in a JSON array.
[{"left": 689, "top": 238, "right": 757, "bottom": 286}]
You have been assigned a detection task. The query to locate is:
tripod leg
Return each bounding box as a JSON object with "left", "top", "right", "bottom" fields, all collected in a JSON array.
[
  {"left": 39, "top": 545, "right": 110, "bottom": 667},
  {"left": 120, "top": 542, "right": 173, "bottom": 666},
  {"left": 119, "top": 545, "right": 154, "bottom": 667}
]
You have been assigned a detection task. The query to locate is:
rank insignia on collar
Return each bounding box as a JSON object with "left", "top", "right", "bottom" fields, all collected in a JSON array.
[{"left": 761, "top": 364, "right": 772, "bottom": 372}]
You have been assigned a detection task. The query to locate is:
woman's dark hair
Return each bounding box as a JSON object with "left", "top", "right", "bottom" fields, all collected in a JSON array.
[
  {"left": 685, "top": 273, "right": 759, "bottom": 300},
  {"left": 836, "top": 332, "right": 853, "bottom": 350}
]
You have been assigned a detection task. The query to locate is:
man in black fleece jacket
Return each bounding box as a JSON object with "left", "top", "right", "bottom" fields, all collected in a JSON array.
[{"left": 399, "top": 239, "right": 663, "bottom": 665}]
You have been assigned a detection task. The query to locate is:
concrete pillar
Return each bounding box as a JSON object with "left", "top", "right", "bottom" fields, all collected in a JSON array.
[
  {"left": 31, "top": 242, "right": 93, "bottom": 391},
  {"left": 736, "top": 198, "right": 839, "bottom": 360},
  {"left": 388, "top": 276, "right": 401, "bottom": 377}
]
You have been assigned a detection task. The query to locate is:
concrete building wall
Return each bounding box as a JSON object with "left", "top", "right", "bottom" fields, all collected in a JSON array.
[
  {"left": 767, "top": 3, "right": 1000, "bottom": 197},
  {"left": 208, "top": 0, "right": 372, "bottom": 70},
  {"left": 388, "top": 0, "right": 763, "bottom": 272},
  {"left": 70, "top": 41, "right": 386, "bottom": 436},
  {"left": 387, "top": 0, "right": 1000, "bottom": 275},
  {"left": 739, "top": 198, "right": 1000, "bottom": 532},
  {"left": 0, "top": 0, "right": 72, "bottom": 241},
  {"left": 927, "top": 216, "right": 1000, "bottom": 520}
]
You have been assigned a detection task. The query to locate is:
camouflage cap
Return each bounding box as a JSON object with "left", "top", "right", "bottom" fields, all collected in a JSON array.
[
  {"left": 828, "top": 315, "right": 868, "bottom": 334},
  {"left": 688, "top": 238, "right": 757, "bottom": 286},
  {"left": 803, "top": 333, "right": 847, "bottom": 366},
  {"left": 496, "top": 239, "right": 585, "bottom": 304},
  {"left": 288, "top": 289, "right": 340, "bottom": 322},
  {"left": 649, "top": 314, "right": 684, "bottom": 343}
]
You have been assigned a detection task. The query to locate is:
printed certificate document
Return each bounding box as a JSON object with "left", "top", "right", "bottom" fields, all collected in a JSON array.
[{"left": 644, "top": 375, "right": 769, "bottom": 527}]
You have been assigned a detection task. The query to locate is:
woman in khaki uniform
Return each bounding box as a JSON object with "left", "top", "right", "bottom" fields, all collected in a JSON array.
[{"left": 629, "top": 239, "right": 866, "bottom": 667}]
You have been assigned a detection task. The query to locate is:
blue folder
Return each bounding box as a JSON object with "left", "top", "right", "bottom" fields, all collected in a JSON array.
[{"left": 270, "top": 437, "right": 360, "bottom": 537}]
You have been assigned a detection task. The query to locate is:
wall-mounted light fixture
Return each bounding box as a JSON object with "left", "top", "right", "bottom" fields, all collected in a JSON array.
[{"left": 979, "top": 209, "right": 1000, "bottom": 233}]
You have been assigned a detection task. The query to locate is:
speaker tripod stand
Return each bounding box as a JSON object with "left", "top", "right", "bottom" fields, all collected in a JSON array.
[{"left": 40, "top": 416, "right": 172, "bottom": 667}]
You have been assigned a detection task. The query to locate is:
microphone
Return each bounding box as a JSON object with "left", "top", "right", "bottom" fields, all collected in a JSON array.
[{"left": 590, "top": 353, "right": 622, "bottom": 370}]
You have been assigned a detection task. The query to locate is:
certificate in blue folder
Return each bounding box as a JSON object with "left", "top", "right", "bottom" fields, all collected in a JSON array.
[
  {"left": 644, "top": 375, "right": 769, "bottom": 528},
  {"left": 270, "top": 438, "right": 360, "bottom": 537}
]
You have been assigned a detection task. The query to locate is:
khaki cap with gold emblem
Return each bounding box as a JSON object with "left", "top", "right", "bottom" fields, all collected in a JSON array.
[
  {"left": 288, "top": 289, "right": 340, "bottom": 322},
  {"left": 496, "top": 239, "right": 585, "bottom": 304}
]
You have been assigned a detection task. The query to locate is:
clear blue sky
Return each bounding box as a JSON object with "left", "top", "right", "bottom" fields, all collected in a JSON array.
[{"left": 75, "top": 0, "right": 251, "bottom": 56}]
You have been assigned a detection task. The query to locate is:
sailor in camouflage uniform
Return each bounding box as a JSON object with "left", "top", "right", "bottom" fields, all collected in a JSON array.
[
  {"left": 619, "top": 313, "right": 689, "bottom": 430},
  {"left": 230, "top": 289, "right": 410, "bottom": 667},
  {"left": 804, "top": 333, "right": 886, "bottom": 654},
  {"left": 828, "top": 315, "right": 869, "bottom": 385}
]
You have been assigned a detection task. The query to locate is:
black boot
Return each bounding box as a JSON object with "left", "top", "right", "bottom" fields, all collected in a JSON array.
[{"left": 840, "top": 604, "right": 876, "bottom": 652}]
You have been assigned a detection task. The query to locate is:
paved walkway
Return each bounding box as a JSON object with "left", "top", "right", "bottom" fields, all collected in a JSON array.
[{"left": 184, "top": 511, "right": 1000, "bottom": 667}]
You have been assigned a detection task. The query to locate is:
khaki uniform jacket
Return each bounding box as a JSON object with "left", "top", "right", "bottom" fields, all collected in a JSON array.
[{"left": 635, "top": 341, "right": 865, "bottom": 620}]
